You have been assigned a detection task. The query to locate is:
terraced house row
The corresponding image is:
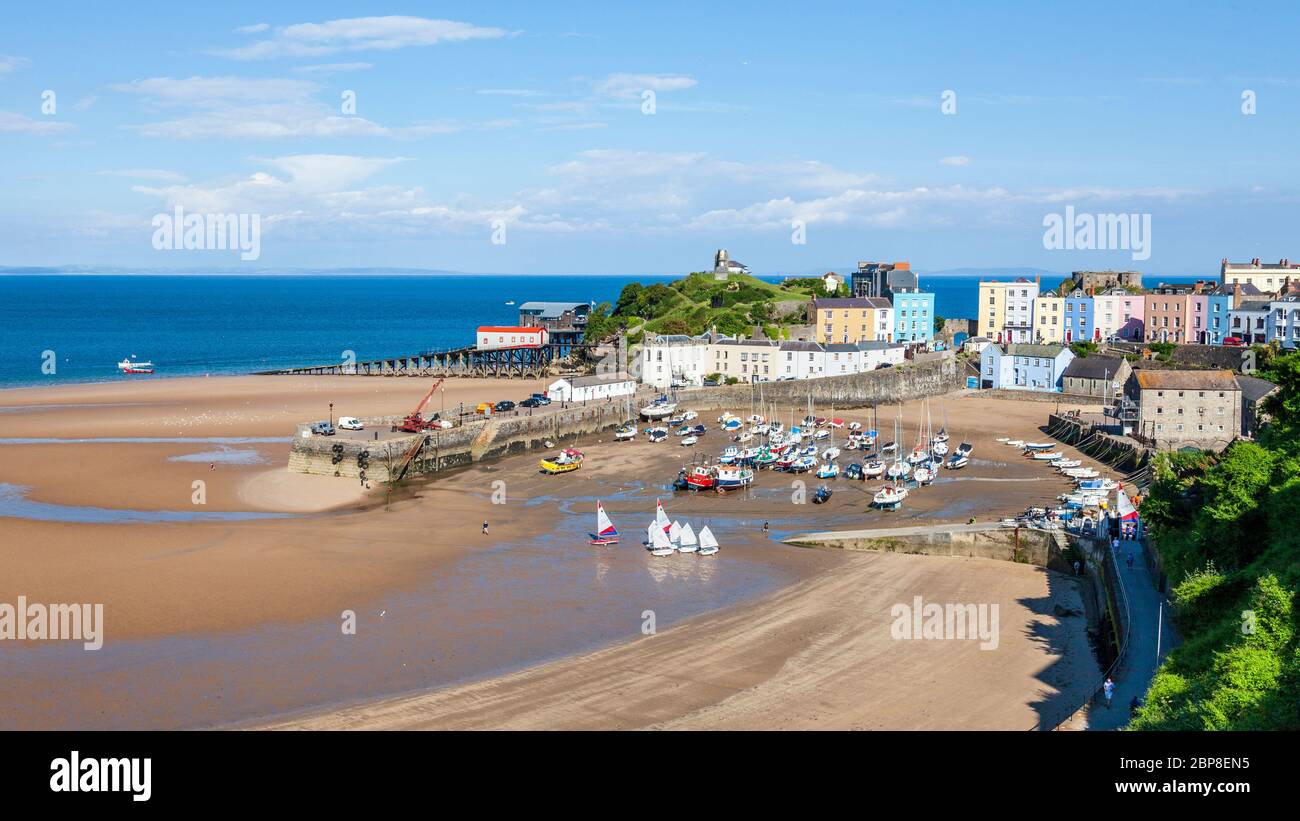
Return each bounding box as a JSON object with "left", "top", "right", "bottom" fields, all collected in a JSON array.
[{"left": 976, "top": 260, "right": 1300, "bottom": 348}]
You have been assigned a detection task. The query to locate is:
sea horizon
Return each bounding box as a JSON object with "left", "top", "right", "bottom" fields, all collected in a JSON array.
[{"left": 0, "top": 271, "right": 1207, "bottom": 390}]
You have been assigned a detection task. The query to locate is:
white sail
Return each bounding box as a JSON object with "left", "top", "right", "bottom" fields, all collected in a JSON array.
[
  {"left": 651, "top": 526, "right": 674, "bottom": 550},
  {"left": 697, "top": 526, "right": 719, "bottom": 550},
  {"left": 668, "top": 520, "right": 683, "bottom": 544},
  {"left": 678, "top": 523, "right": 698, "bottom": 546},
  {"left": 655, "top": 499, "right": 671, "bottom": 531},
  {"left": 595, "top": 502, "right": 617, "bottom": 538}
]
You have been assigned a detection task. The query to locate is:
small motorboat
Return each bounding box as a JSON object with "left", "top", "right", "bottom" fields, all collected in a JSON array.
[
  {"left": 880, "top": 441, "right": 898, "bottom": 455},
  {"left": 886, "top": 461, "right": 911, "bottom": 480},
  {"left": 540, "top": 448, "right": 584, "bottom": 474},
  {"left": 641, "top": 397, "right": 678, "bottom": 419},
  {"left": 719, "top": 446, "right": 740, "bottom": 464},
  {"left": 847, "top": 421, "right": 862, "bottom": 431},
  {"left": 1005, "top": 439, "right": 1025, "bottom": 447},
  {"left": 822, "top": 446, "right": 841, "bottom": 461},
  {"left": 845, "top": 462, "right": 864, "bottom": 480},
  {"left": 1031, "top": 451, "right": 1064, "bottom": 461},
  {"left": 933, "top": 428, "right": 949, "bottom": 443},
  {"left": 813, "top": 429, "right": 830, "bottom": 441},
  {"left": 714, "top": 465, "right": 754, "bottom": 490},
  {"left": 683, "top": 411, "right": 699, "bottom": 421},
  {"left": 816, "top": 462, "right": 839, "bottom": 479},
  {"left": 685, "top": 465, "right": 716, "bottom": 490},
  {"left": 680, "top": 435, "right": 699, "bottom": 447},
  {"left": 931, "top": 440, "right": 949, "bottom": 456},
  {"left": 1052, "top": 458, "right": 1081, "bottom": 469},
  {"left": 647, "top": 427, "right": 668, "bottom": 443},
  {"left": 1024, "top": 442, "right": 1055, "bottom": 450},
  {"left": 812, "top": 485, "right": 833, "bottom": 504},
  {"left": 872, "top": 484, "right": 908, "bottom": 509},
  {"left": 906, "top": 448, "right": 930, "bottom": 465},
  {"left": 117, "top": 357, "right": 155, "bottom": 374},
  {"left": 614, "top": 423, "right": 638, "bottom": 441},
  {"left": 863, "top": 459, "right": 885, "bottom": 477},
  {"left": 829, "top": 418, "right": 845, "bottom": 429},
  {"left": 913, "top": 465, "right": 935, "bottom": 485},
  {"left": 945, "top": 455, "right": 968, "bottom": 470},
  {"left": 789, "top": 455, "right": 816, "bottom": 473}
]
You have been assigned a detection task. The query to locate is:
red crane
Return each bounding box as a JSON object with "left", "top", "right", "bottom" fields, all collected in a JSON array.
[{"left": 398, "top": 378, "right": 446, "bottom": 432}]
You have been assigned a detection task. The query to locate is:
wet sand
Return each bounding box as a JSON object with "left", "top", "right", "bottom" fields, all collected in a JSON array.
[{"left": 0, "top": 376, "right": 1107, "bottom": 729}]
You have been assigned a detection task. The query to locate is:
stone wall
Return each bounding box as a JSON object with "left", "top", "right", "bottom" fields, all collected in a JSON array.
[
  {"left": 288, "top": 401, "right": 634, "bottom": 482},
  {"left": 677, "top": 353, "right": 963, "bottom": 409},
  {"left": 787, "top": 525, "right": 1075, "bottom": 574}
]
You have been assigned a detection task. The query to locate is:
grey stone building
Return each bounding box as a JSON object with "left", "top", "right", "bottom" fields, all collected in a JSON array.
[
  {"left": 1060, "top": 355, "right": 1131, "bottom": 398},
  {"left": 1123, "top": 369, "right": 1241, "bottom": 451}
]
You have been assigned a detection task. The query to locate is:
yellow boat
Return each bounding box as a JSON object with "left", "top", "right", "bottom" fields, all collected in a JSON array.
[{"left": 540, "top": 448, "right": 584, "bottom": 474}]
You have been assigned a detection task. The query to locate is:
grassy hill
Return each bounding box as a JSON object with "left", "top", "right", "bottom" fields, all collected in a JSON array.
[{"left": 589, "top": 271, "right": 832, "bottom": 344}]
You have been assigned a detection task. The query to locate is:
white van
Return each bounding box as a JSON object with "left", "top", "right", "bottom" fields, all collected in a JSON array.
[{"left": 337, "top": 416, "right": 364, "bottom": 431}]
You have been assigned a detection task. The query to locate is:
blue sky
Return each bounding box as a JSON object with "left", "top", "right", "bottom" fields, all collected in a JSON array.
[{"left": 3, "top": 1, "right": 1300, "bottom": 276}]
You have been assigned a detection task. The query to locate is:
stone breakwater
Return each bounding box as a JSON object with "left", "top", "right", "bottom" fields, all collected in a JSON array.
[{"left": 287, "top": 355, "right": 964, "bottom": 481}]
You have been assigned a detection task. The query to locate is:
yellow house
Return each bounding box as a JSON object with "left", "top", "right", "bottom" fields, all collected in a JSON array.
[
  {"left": 811, "top": 297, "right": 894, "bottom": 344},
  {"left": 1034, "top": 295, "right": 1064, "bottom": 343},
  {"left": 977, "top": 281, "right": 1006, "bottom": 340}
]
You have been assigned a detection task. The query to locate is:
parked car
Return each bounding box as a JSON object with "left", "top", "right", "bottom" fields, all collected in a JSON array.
[
  {"left": 702, "top": 378, "right": 719, "bottom": 387},
  {"left": 520, "top": 397, "right": 542, "bottom": 408},
  {"left": 494, "top": 400, "right": 516, "bottom": 412},
  {"left": 529, "top": 393, "right": 552, "bottom": 405},
  {"left": 310, "top": 421, "right": 335, "bottom": 436},
  {"left": 475, "top": 402, "right": 494, "bottom": 414},
  {"left": 1223, "top": 336, "right": 1244, "bottom": 347},
  {"left": 337, "top": 416, "right": 364, "bottom": 431}
]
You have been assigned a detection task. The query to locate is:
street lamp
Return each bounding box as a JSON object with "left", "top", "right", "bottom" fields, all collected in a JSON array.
[{"left": 329, "top": 402, "right": 334, "bottom": 428}]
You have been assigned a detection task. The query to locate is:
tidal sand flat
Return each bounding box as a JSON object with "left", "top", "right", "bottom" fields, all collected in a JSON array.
[{"left": 0, "top": 377, "right": 1104, "bottom": 729}]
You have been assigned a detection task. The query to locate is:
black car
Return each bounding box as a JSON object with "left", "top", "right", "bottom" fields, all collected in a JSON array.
[
  {"left": 494, "top": 400, "right": 516, "bottom": 412},
  {"left": 702, "top": 378, "right": 719, "bottom": 387},
  {"left": 520, "top": 397, "right": 542, "bottom": 408},
  {"left": 530, "top": 393, "right": 552, "bottom": 405}
]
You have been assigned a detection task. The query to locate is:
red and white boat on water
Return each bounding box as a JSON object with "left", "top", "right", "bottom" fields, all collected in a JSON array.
[
  {"left": 117, "top": 357, "right": 155, "bottom": 375},
  {"left": 685, "top": 464, "right": 717, "bottom": 490},
  {"left": 589, "top": 501, "right": 620, "bottom": 545}
]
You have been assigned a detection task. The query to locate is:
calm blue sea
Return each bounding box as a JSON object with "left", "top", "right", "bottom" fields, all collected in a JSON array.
[{"left": 0, "top": 272, "right": 1204, "bottom": 389}]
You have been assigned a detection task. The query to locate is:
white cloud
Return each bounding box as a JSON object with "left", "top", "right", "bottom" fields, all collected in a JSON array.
[
  {"left": 96, "top": 169, "right": 187, "bottom": 183},
  {"left": 477, "top": 88, "right": 545, "bottom": 97},
  {"left": 940, "top": 155, "right": 971, "bottom": 166},
  {"left": 235, "top": 23, "right": 270, "bottom": 34},
  {"left": 72, "top": 96, "right": 99, "bottom": 111},
  {"left": 216, "top": 15, "right": 512, "bottom": 60},
  {"left": 0, "top": 111, "right": 73, "bottom": 134},
  {"left": 595, "top": 73, "right": 697, "bottom": 100},
  {"left": 111, "top": 75, "right": 512, "bottom": 139},
  {"left": 0, "top": 55, "right": 30, "bottom": 77},
  {"left": 290, "top": 62, "right": 373, "bottom": 75},
  {"left": 110, "top": 75, "right": 319, "bottom": 106}
]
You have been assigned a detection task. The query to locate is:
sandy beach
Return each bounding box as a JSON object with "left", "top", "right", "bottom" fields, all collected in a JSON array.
[{"left": 0, "top": 374, "right": 1107, "bottom": 729}]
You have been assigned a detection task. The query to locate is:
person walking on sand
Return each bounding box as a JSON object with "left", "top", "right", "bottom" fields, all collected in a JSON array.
[
  {"left": 1103, "top": 677, "right": 1115, "bottom": 709},
  {"left": 482, "top": 520, "right": 489, "bottom": 536},
  {"left": 762, "top": 521, "right": 769, "bottom": 533}
]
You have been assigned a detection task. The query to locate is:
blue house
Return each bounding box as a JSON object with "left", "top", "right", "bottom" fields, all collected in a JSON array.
[
  {"left": 979, "top": 343, "right": 1076, "bottom": 392},
  {"left": 888, "top": 287, "right": 935, "bottom": 347},
  {"left": 1204, "top": 286, "right": 1233, "bottom": 345},
  {"left": 1063, "top": 289, "right": 1094, "bottom": 343}
]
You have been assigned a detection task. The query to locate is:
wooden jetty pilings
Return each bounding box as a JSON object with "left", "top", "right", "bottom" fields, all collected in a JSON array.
[{"left": 261, "top": 343, "right": 594, "bottom": 379}]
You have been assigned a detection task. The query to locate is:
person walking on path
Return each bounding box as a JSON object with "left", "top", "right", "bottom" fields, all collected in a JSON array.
[
  {"left": 1111, "top": 536, "right": 1120, "bottom": 554},
  {"left": 1103, "top": 677, "right": 1116, "bottom": 709},
  {"left": 481, "top": 520, "right": 489, "bottom": 536}
]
